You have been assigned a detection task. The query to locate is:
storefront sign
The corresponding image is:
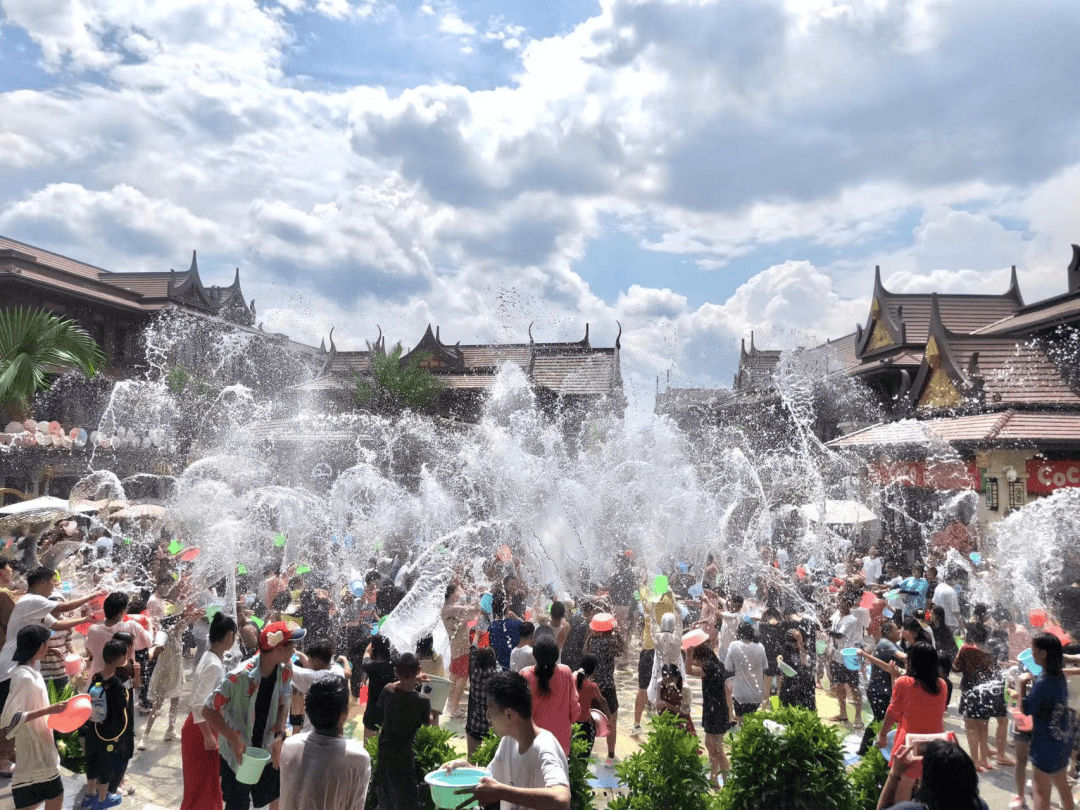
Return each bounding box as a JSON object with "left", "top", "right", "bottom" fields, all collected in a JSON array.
[
  {"left": 1026, "top": 460, "right": 1080, "bottom": 494},
  {"left": 869, "top": 459, "right": 979, "bottom": 490}
]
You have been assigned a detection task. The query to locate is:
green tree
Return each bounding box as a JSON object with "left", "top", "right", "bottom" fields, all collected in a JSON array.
[
  {"left": 0, "top": 307, "right": 105, "bottom": 411},
  {"left": 354, "top": 344, "right": 443, "bottom": 414}
]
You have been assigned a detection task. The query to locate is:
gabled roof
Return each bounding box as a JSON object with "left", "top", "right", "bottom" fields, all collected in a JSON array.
[
  {"left": 906, "top": 294, "right": 1080, "bottom": 411},
  {"left": 854, "top": 265, "right": 1023, "bottom": 359},
  {"left": 827, "top": 410, "right": 1080, "bottom": 449}
]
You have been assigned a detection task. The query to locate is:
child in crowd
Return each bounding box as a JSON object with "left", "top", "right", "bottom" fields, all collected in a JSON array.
[
  {"left": 2, "top": 625, "right": 70, "bottom": 810},
  {"left": 690, "top": 643, "right": 731, "bottom": 788},
  {"left": 84, "top": 639, "right": 132, "bottom": 809},
  {"left": 465, "top": 646, "right": 499, "bottom": 758},
  {"left": 573, "top": 655, "right": 611, "bottom": 755},
  {"left": 374, "top": 653, "right": 432, "bottom": 810},
  {"left": 510, "top": 622, "right": 536, "bottom": 673},
  {"left": 657, "top": 663, "right": 696, "bottom": 736},
  {"left": 360, "top": 635, "right": 395, "bottom": 739}
]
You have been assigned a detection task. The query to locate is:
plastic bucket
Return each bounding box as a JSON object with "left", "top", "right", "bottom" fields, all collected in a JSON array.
[
  {"left": 417, "top": 676, "right": 453, "bottom": 714},
  {"left": 815, "top": 639, "right": 827, "bottom": 655},
  {"left": 205, "top": 604, "right": 223, "bottom": 621},
  {"left": 591, "top": 708, "right": 610, "bottom": 737},
  {"left": 48, "top": 694, "right": 92, "bottom": 733},
  {"left": 64, "top": 654, "right": 85, "bottom": 677},
  {"left": 1018, "top": 648, "right": 1043, "bottom": 676},
  {"left": 235, "top": 747, "right": 272, "bottom": 785},
  {"left": 841, "top": 648, "right": 861, "bottom": 671},
  {"left": 770, "top": 695, "right": 780, "bottom": 710},
  {"left": 424, "top": 766, "right": 487, "bottom": 809},
  {"left": 777, "top": 658, "right": 797, "bottom": 678},
  {"left": 1013, "top": 708, "right": 1034, "bottom": 733}
]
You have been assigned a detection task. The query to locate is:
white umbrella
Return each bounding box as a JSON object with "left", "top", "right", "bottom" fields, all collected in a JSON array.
[
  {"left": 798, "top": 499, "right": 878, "bottom": 526},
  {"left": 0, "top": 496, "right": 73, "bottom": 515}
]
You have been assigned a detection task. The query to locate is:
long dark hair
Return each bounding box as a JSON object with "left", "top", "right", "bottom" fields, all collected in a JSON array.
[
  {"left": 532, "top": 636, "right": 559, "bottom": 696},
  {"left": 915, "top": 740, "right": 983, "bottom": 810},
  {"left": 908, "top": 642, "right": 941, "bottom": 695},
  {"left": 1033, "top": 633, "right": 1065, "bottom": 678},
  {"left": 576, "top": 653, "right": 597, "bottom": 690}
]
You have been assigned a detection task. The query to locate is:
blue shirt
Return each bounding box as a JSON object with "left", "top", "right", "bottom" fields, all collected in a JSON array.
[
  {"left": 1023, "top": 674, "right": 1072, "bottom": 773},
  {"left": 487, "top": 618, "right": 523, "bottom": 669}
]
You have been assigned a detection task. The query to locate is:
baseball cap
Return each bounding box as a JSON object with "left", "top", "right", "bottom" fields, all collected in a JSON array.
[{"left": 258, "top": 620, "right": 306, "bottom": 652}]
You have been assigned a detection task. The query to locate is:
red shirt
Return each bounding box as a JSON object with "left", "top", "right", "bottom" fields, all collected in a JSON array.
[
  {"left": 885, "top": 675, "right": 948, "bottom": 778},
  {"left": 521, "top": 664, "right": 580, "bottom": 755}
]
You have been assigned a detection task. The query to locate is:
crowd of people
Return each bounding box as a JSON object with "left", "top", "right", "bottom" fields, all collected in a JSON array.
[{"left": 1, "top": 530, "right": 1080, "bottom": 810}]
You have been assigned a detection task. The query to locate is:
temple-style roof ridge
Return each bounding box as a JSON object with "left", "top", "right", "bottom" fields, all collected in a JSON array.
[
  {"left": 855, "top": 264, "right": 1023, "bottom": 360},
  {"left": 168, "top": 251, "right": 216, "bottom": 313}
]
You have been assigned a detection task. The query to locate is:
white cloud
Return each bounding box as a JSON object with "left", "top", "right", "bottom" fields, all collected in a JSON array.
[{"left": 438, "top": 12, "right": 476, "bottom": 36}]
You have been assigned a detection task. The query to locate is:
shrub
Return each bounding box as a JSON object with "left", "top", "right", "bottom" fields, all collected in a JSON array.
[
  {"left": 609, "top": 712, "right": 716, "bottom": 810},
  {"left": 850, "top": 746, "right": 890, "bottom": 810},
  {"left": 470, "top": 728, "right": 501, "bottom": 767},
  {"left": 357, "top": 723, "right": 458, "bottom": 810},
  {"left": 48, "top": 680, "right": 84, "bottom": 774},
  {"left": 717, "top": 706, "right": 854, "bottom": 810}
]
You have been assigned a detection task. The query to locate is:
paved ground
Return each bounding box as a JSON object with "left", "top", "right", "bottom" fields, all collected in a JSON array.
[{"left": 0, "top": 665, "right": 1051, "bottom": 809}]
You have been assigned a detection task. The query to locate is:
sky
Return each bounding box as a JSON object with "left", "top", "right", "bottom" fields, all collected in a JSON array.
[{"left": 1, "top": 0, "right": 1079, "bottom": 411}]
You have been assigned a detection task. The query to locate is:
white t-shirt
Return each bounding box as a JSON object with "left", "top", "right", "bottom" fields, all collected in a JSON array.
[
  {"left": 290, "top": 663, "right": 346, "bottom": 732},
  {"left": 188, "top": 651, "right": 226, "bottom": 723},
  {"left": 862, "top": 557, "right": 883, "bottom": 584},
  {"left": 0, "top": 595, "right": 58, "bottom": 681},
  {"left": 831, "top": 614, "right": 863, "bottom": 663},
  {"left": 489, "top": 727, "right": 569, "bottom": 810},
  {"left": 1, "top": 665, "right": 61, "bottom": 789},
  {"left": 510, "top": 645, "right": 536, "bottom": 673},
  {"left": 933, "top": 583, "right": 961, "bottom": 631},
  {"left": 280, "top": 730, "right": 371, "bottom": 810},
  {"left": 724, "top": 640, "right": 767, "bottom": 704}
]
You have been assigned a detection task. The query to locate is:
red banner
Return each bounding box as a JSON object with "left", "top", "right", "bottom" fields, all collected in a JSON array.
[
  {"left": 1026, "top": 459, "right": 1080, "bottom": 494},
  {"left": 869, "top": 459, "right": 978, "bottom": 491}
]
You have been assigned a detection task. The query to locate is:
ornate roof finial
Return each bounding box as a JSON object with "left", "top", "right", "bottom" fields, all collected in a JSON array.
[
  {"left": 528, "top": 321, "right": 534, "bottom": 344},
  {"left": 329, "top": 327, "right": 336, "bottom": 354},
  {"left": 750, "top": 331, "right": 756, "bottom": 352},
  {"left": 436, "top": 325, "right": 440, "bottom": 343},
  {"left": 320, "top": 337, "right": 326, "bottom": 352},
  {"left": 615, "top": 320, "right": 622, "bottom": 349}
]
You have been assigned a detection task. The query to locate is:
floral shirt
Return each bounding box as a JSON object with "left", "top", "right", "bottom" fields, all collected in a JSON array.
[{"left": 206, "top": 652, "right": 293, "bottom": 771}]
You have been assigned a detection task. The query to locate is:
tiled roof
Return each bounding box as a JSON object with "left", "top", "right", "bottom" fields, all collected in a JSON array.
[
  {"left": 852, "top": 350, "right": 923, "bottom": 375},
  {"left": 532, "top": 352, "right": 617, "bottom": 395},
  {"left": 0, "top": 235, "right": 108, "bottom": 281},
  {"left": 459, "top": 346, "right": 532, "bottom": 370},
  {"left": 975, "top": 294, "right": 1080, "bottom": 336},
  {"left": 439, "top": 375, "right": 498, "bottom": 389},
  {"left": 828, "top": 410, "right": 1080, "bottom": 448},
  {"left": 325, "top": 352, "right": 370, "bottom": 374},
  {"left": 100, "top": 272, "right": 174, "bottom": 298},
  {"left": 883, "top": 295, "right": 1021, "bottom": 343},
  {"left": 656, "top": 388, "right": 737, "bottom": 409},
  {"left": 947, "top": 338, "right": 1080, "bottom": 405},
  {"left": 801, "top": 333, "right": 862, "bottom": 375}
]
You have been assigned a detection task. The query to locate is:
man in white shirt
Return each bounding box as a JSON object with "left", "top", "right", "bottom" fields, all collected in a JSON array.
[
  {"left": 861, "top": 546, "right": 883, "bottom": 585},
  {"left": 280, "top": 673, "right": 369, "bottom": 810},
  {"left": 932, "top": 570, "right": 966, "bottom": 636},
  {"left": 724, "top": 621, "right": 767, "bottom": 725},
  {"left": 288, "top": 639, "right": 347, "bottom": 733},
  {"left": 445, "top": 670, "right": 570, "bottom": 810},
  {"left": 828, "top": 596, "right": 865, "bottom": 728}
]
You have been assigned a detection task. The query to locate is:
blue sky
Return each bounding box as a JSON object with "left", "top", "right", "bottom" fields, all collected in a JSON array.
[{"left": 1, "top": 0, "right": 1079, "bottom": 409}]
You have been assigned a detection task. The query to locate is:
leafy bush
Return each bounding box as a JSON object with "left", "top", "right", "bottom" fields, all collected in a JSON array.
[
  {"left": 609, "top": 712, "right": 716, "bottom": 810},
  {"left": 358, "top": 724, "right": 459, "bottom": 810},
  {"left": 568, "top": 724, "right": 597, "bottom": 810},
  {"left": 470, "top": 728, "right": 501, "bottom": 767},
  {"left": 850, "top": 746, "right": 890, "bottom": 810},
  {"left": 48, "top": 680, "right": 85, "bottom": 773},
  {"left": 718, "top": 706, "right": 853, "bottom": 810},
  {"left": 354, "top": 345, "right": 444, "bottom": 413}
]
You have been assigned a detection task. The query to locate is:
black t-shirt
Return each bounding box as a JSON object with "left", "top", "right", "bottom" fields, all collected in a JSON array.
[
  {"left": 362, "top": 660, "right": 397, "bottom": 723},
  {"left": 609, "top": 565, "right": 636, "bottom": 606},
  {"left": 561, "top": 615, "right": 589, "bottom": 671},
  {"left": 376, "top": 686, "right": 430, "bottom": 767},
  {"left": 251, "top": 666, "right": 277, "bottom": 748},
  {"left": 90, "top": 673, "right": 128, "bottom": 742}
]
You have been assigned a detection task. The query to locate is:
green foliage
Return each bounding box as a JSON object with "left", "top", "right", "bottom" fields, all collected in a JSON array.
[
  {"left": 354, "top": 345, "right": 443, "bottom": 413},
  {"left": 717, "top": 706, "right": 854, "bottom": 810},
  {"left": 609, "top": 712, "right": 716, "bottom": 810},
  {"left": 48, "top": 680, "right": 85, "bottom": 773},
  {"left": 470, "top": 728, "right": 500, "bottom": 767},
  {"left": 357, "top": 723, "right": 460, "bottom": 810},
  {"left": 568, "top": 724, "right": 597, "bottom": 810},
  {"left": 850, "top": 746, "right": 890, "bottom": 810},
  {"left": 166, "top": 363, "right": 220, "bottom": 398},
  {"left": 0, "top": 306, "right": 105, "bottom": 406}
]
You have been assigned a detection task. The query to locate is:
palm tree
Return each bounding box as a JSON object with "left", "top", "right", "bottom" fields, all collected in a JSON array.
[{"left": 0, "top": 307, "right": 106, "bottom": 414}]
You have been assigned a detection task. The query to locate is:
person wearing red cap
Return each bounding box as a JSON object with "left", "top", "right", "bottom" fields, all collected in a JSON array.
[{"left": 202, "top": 621, "right": 305, "bottom": 810}]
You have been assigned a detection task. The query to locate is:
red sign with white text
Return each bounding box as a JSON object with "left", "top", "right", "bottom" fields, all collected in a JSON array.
[
  {"left": 869, "top": 459, "right": 979, "bottom": 491},
  {"left": 1026, "top": 460, "right": 1080, "bottom": 494}
]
